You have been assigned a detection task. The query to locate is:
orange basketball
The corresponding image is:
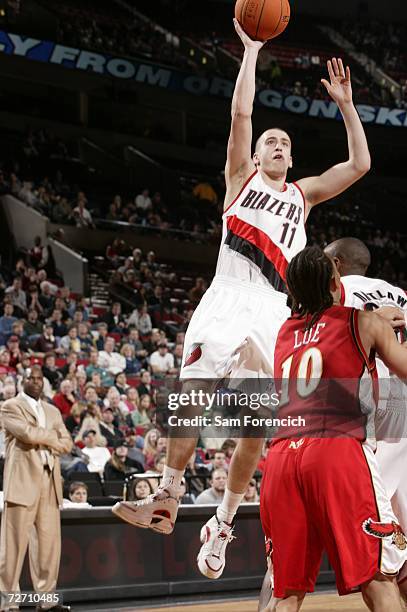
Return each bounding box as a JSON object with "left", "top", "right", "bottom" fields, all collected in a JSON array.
[{"left": 235, "top": 0, "right": 291, "bottom": 42}]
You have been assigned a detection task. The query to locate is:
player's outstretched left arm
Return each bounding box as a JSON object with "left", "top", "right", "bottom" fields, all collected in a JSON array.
[{"left": 297, "top": 58, "right": 371, "bottom": 216}]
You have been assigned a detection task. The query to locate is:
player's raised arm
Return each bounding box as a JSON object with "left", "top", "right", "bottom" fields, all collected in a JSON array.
[
  {"left": 224, "top": 19, "right": 264, "bottom": 209},
  {"left": 297, "top": 58, "right": 371, "bottom": 215}
]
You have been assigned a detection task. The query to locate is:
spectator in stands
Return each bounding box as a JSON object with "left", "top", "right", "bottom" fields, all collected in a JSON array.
[
  {"left": 194, "top": 468, "right": 227, "bottom": 504},
  {"left": 26, "top": 286, "right": 44, "bottom": 317},
  {"left": 64, "top": 401, "right": 86, "bottom": 435},
  {"left": 142, "top": 428, "right": 159, "bottom": 467},
  {"left": 151, "top": 452, "right": 166, "bottom": 476},
  {"left": 77, "top": 322, "right": 93, "bottom": 355},
  {"left": 53, "top": 297, "right": 69, "bottom": 322},
  {"left": 243, "top": 478, "right": 259, "bottom": 503},
  {"left": 103, "top": 441, "right": 143, "bottom": 482},
  {"left": 150, "top": 342, "right": 174, "bottom": 376},
  {"left": 85, "top": 348, "right": 114, "bottom": 387},
  {"left": 99, "top": 406, "right": 124, "bottom": 448},
  {"left": 60, "top": 325, "right": 81, "bottom": 355},
  {"left": 208, "top": 450, "right": 228, "bottom": 473},
  {"left": 24, "top": 309, "right": 43, "bottom": 342},
  {"left": 95, "top": 323, "right": 109, "bottom": 350},
  {"left": 193, "top": 180, "right": 218, "bottom": 205},
  {"left": 118, "top": 257, "right": 134, "bottom": 278},
  {"left": 50, "top": 309, "right": 68, "bottom": 338},
  {"left": 137, "top": 304, "right": 152, "bottom": 336},
  {"left": 103, "top": 302, "right": 126, "bottom": 333},
  {"left": 5, "top": 277, "right": 27, "bottom": 315},
  {"left": 137, "top": 369, "right": 154, "bottom": 398},
  {"left": 98, "top": 337, "right": 126, "bottom": 375},
  {"left": 81, "top": 429, "right": 111, "bottom": 476},
  {"left": 51, "top": 196, "right": 71, "bottom": 223},
  {"left": 221, "top": 439, "right": 237, "bottom": 464},
  {"left": 18, "top": 181, "right": 38, "bottom": 207},
  {"left": 120, "top": 343, "right": 142, "bottom": 375},
  {"left": 123, "top": 387, "right": 139, "bottom": 413},
  {"left": 173, "top": 343, "right": 184, "bottom": 371},
  {"left": 75, "top": 368, "right": 88, "bottom": 400},
  {"left": 135, "top": 188, "right": 152, "bottom": 214},
  {"left": 131, "top": 478, "right": 154, "bottom": 501},
  {"left": 58, "top": 351, "right": 78, "bottom": 378},
  {"left": 189, "top": 277, "right": 207, "bottom": 306},
  {"left": 0, "top": 303, "right": 17, "bottom": 342},
  {"left": 68, "top": 481, "right": 89, "bottom": 504},
  {"left": 114, "top": 372, "right": 129, "bottom": 395},
  {"left": 69, "top": 296, "right": 90, "bottom": 322},
  {"left": 30, "top": 236, "right": 48, "bottom": 270},
  {"left": 106, "top": 238, "right": 126, "bottom": 266},
  {"left": 104, "top": 386, "right": 128, "bottom": 422},
  {"left": 72, "top": 192, "right": 95, "bottom": 228},
  {"left": 9, "top": 321, "right": 29, "bottom": 352},
  {"left": 0, "top": 382, "right": 17, "bottom": 401},
  {"left": 145, "top": 434, "right": 166, "bottom": 470},
  {"left": 32, "top": 323, "right": 59, "bottom": 356},
  {"left": 126, "top": 393, "right": 152, "bottom": 430},
  {"left": 53, "top": 379, "right": 76, "bottom": 419},
  {"left": 75, "top": 403, "right": 106, "bottom": 446},
  {"left": 6, "top": 336, "right": 23, "bottom": 370},
  {"left": 38, "top": 282, "right": 55, "bottom": 315},
  {"left": 127, "top": 328, "right": 148, "bottom": 359}
]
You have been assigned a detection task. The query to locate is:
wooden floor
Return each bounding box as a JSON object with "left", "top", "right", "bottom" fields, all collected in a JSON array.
[{"left": 144, "top": 592, "right": 366, "bottom": 611}]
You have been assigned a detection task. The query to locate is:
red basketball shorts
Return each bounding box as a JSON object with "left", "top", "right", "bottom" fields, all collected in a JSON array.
[{"left": 260, "top": 438, "right": 407, "bottom": 598}]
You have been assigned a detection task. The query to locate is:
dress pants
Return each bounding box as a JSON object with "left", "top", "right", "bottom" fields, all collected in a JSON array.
[{"left": 0, "top": 467, "right": 61, "bottom": 611}]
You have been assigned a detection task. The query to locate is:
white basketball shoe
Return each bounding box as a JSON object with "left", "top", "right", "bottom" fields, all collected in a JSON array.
[
  {"left": 112, "top": 485, "right": 180, "bottom": 534},
  {"left": 197, "top": 514, "right": 236, "bottom": 579}
]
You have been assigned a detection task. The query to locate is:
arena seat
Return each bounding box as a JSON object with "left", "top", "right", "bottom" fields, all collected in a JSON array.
[{"left": 103, "top": 481, "right": 125, "bottom": 497}]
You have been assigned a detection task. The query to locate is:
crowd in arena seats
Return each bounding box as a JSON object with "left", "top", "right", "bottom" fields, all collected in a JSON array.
[
  {"left": 341, "top": 19, "right": 407, "bottom": 89},
  {"left": 0, "top": 232, "right": 265, "bottom": 506},
  {"left": 0, "top": 127, "right": 225, "bottom": 239},
  {"left": 37, "top": 0, "right": 195, "bottom": 72},
  {"left": 33, "top": 0, "right": 392, "bottom": 108}
]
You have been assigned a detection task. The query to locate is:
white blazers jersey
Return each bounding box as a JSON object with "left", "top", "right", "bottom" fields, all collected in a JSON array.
[
  {"left": 341, "top": 274, "right": 407, "bottom": 432},
  {"left": 217, "top": 170, "right": 307, "bottom": 293},
  {"left": 340, "top": 275, "right": 407, "bottom": 312}
]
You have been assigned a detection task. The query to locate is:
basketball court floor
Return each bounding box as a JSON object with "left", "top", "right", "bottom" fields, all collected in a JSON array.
[{"left": 144, "top": 592, "right": 366, "bottom": 611}]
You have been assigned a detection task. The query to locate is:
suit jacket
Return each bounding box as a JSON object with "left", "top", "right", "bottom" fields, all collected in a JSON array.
[{"left": 1, "top": 393, "right": 73, "bottom": 506}]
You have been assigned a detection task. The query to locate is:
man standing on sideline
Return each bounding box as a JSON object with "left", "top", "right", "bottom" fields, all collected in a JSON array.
[{"left": 0, "top": 366, "right": 72, "bottom": 612}]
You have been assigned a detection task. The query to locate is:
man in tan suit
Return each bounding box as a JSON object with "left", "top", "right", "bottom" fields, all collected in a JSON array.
[{"left": 0, "top": 366, "right": 72, "bottom": 611}]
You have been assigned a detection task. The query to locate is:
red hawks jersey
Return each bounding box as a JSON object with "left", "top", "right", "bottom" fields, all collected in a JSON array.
[
  {"left": 274, "top": 305, "right": 378, "bottom": 444},
  {"left": 217, "top": 170, "right": 307, "bottom": 293}
]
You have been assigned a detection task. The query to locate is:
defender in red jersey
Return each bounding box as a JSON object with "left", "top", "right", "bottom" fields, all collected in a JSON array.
[{"left": 260, "top": 247, "right": 407, "bottom": 612}]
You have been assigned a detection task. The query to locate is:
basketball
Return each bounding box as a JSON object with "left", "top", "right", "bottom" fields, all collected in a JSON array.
[{"left": 235, "top": 0, "right": 291, "bottom": 42}]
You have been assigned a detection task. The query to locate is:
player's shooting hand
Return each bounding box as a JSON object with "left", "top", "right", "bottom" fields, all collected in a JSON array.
[
  {"left": 375, "top": 306, "right": 406, "bottom": 329},
  {"left": 321, "top": 58, "right": 353, "bottom": 106},
  {"left": 233, "top": 18, "right": 265, "bottom": 51}
]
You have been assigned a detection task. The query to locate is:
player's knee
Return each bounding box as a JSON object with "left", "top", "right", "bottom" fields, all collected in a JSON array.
[{"left": 362, "top": 574, "right": 403, "bottom": 611}]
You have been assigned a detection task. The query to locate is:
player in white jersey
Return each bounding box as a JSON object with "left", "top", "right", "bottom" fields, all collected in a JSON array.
[
  {"left": 325, "top": 237, "right": 407, "bottom": 600},
  {"left": 113, "top": 20, "right": 371, "bottom": 577}
]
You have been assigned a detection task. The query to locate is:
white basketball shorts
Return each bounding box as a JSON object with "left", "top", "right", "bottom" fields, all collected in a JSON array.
[{"left": 180, "top": 275, "right": 290, "bottom": 380}]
